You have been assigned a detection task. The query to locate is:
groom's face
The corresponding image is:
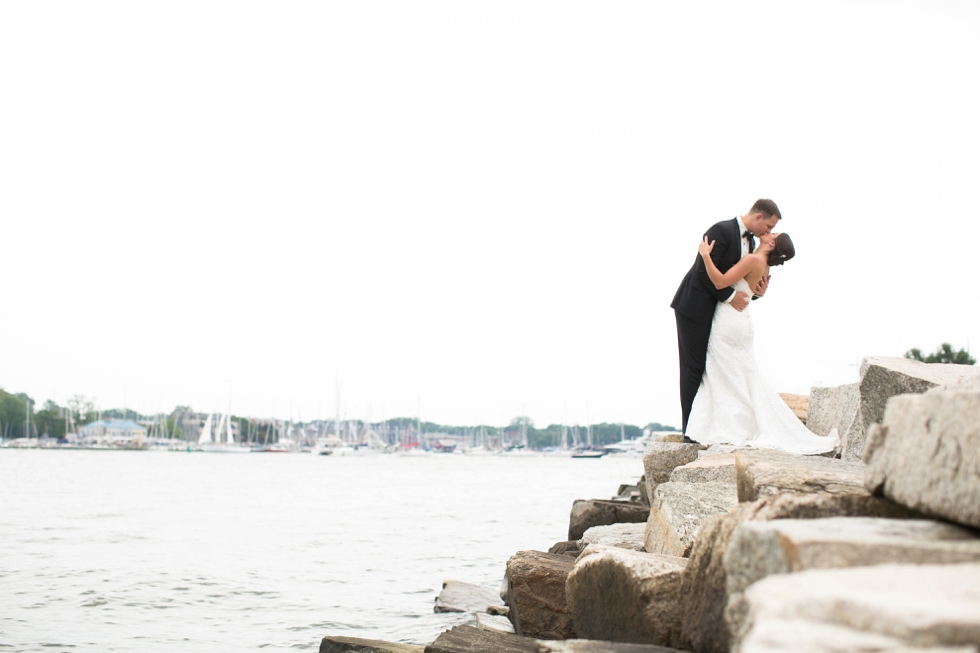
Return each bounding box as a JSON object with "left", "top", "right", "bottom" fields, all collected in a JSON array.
[{"left": 750, "top": 214, "right": 780, "bottom": 237}]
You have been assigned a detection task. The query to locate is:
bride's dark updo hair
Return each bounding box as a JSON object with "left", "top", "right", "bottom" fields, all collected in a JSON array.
[{"left": 768, "top": 233, "right": 795, "bottom": 266}]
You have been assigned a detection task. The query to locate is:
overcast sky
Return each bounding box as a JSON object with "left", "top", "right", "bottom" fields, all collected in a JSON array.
[{"left": 2, "top": 1, "right": 978, "bottom": 428}]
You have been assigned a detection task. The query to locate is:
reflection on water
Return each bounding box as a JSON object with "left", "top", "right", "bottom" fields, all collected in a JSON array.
[{"left": 0, "top": 450, "right": 642, "bottom": 652}]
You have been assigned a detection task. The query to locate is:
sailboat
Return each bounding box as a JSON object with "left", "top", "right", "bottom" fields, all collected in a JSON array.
[{"left": 200, "top": 413, "right": 250, "bottom": 453}]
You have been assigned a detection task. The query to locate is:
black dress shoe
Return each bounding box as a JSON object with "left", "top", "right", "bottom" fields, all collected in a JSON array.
[{"left": 681, "top": 436, "right": 700, "bottom": 444}]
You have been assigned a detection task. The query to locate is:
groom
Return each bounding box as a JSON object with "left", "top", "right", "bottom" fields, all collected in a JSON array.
[{"left": 671, "top": 199, "right": 782, "bottom": 438}]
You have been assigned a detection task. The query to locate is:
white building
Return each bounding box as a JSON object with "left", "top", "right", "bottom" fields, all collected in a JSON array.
[{"left": 78, "top": 419, "right": 147, "bottom": 446}]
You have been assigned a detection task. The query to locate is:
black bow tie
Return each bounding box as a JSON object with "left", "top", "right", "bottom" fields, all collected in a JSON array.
[{"left": 742, "top": 230, "right": 756, "bottom": 253}]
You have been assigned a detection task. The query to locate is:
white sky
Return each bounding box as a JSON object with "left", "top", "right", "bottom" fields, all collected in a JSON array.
[{"left": 2, "top": 1, "right": 978, "bottom": 428}]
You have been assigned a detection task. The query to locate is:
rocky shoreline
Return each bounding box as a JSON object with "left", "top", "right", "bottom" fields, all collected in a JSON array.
[{"left": 320, "top": 356, "right": 980, "bottom": 653}]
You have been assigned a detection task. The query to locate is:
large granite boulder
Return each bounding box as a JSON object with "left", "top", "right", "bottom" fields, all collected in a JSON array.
[
  {"left": 568, "top": 500, "right": 649, "bottom": 541},
  {"left": 677, "top": 493, "right": 921, "bottom": 653},
  {"left": 734, "top": 563, "right": 980, "bottom": 652},
  {"left": 723, "top": 517, "right": 980, "bottom": 641},
  {"left": 841, "top": 356, "right": 980, "bottom": 462},
  {"left": 805, "top": 383, "right": 859, "bottom": 440},
  {"left": 642, "top": 442, "right": 705, "bottom": 496},
  {"left": 505, "top": 551, "right": 576, "bottom": 640},
  {"left": 424, "top": 625, "right": 539, "bottom": 653},
  {"left": 644, "top": 481, "right": 738, "bottom": 558},
  {"left": 565, "top": 546, "right": 687, "bottom": 648},
  {"left": 321, "top": 637, "right": 424, "bottom": 653},
  {"left": 435, "top": 580, "right": 503, "bottom": 614},
  {"left": 735, "top": 450, "right": 866, "bottom": 502},
  {"left": 865, "top": 388, "right": 980, "bottom": 529},
  {"left": 669, "top": 454, "right": 736, "bottom": 485},
  {"left": 580, "top": 523, "right": 646, "bottom": 552}
]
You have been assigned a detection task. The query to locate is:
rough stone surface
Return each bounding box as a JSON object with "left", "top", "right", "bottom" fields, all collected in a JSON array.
[
  {"left": 505, "top": 551, "right": 576, "bottom": 640},
  {"left": 476, "top": 612, "right": 516, "bottom": 634},
  {"left": 865, "top": 390, "right": 980, "bottom": 529},
  {"left": 655, "top": 433, "right": 686, "bottom": 443},
  {"left": 724, "top": 517, "right": 980, "bottom": 641},
  {"left": 804, "top": 385, "right": 838, "bottom": 436},
  {"left": 735, "top": 563, "right": 980, "bottom": 653},
  {"left": 425, "top": 625, "right": 540, "bottom": 653},
  {"left": 487, "top": 605, "right": 510, "bottom": 616},
  {"left": 581, "top": 523, "right": 646, "bottom": 551},
  {"left": 435, "top": 581, "right": 503, "bottom": 614},
  {"left": 539, "top": 639, "right": 689, "bottom": 652},
  {"left": 669, "top": 455, "right": 736, "bottom": 485},
  {"left": 568, "top": 500, "right": 649, "bottom": 541},
  {"left": 566, "top": 546, "right": 687, "bottom": 648},
  {"left": 842, "top": 356, "right": 980, "bottom": 462},
  {"left": 548, "top": 541, "right": 583, "bottom": 558},
  {"left": 777, "top": 393, "right": 808, "bottom": 423},
  {"left": 644, "top": 481, "right": 738, "bottom": 558},
  {"left": 321, "top": 637, "right": 425, "bottom": 653},
  {"left": 677, "top": 493, "right": 922, "bottom": 653},
  {"left": 637, "top": 475, "right": 650, "bottom": 507},
  {"left": 642, "top": 442, "right": 705, "bottom": 496},
  {"left": 735, "top": 450, "right": 866, "bottom": 502},
  {"left": 736, "top": 619, "right": 978, "bottom": 653}
]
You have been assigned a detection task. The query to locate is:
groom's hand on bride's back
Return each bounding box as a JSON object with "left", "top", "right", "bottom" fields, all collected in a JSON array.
[
  {"left": 753, "top": 274, "right": 770, "bottom": 298},
  {"left": 731, "top": 292, "right": 750, "bottom": 312}
]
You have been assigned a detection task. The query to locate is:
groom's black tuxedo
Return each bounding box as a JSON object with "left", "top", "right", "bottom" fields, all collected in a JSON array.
[{"left": 671, "top": 217, "right": 745, "bottom": 434}]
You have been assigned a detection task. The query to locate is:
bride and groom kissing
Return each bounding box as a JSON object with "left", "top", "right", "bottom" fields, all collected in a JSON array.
[{"left": 671, "top": 199, "right": 837, "bottom": 454}]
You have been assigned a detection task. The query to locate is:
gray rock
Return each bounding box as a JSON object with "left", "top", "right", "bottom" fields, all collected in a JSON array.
[
  {"left": 644, "top": 481, "right": 738, "bottom": 558},
  {"left": 435, "top": 580, "right": 503, "bottom": 614},
  {"left": 581, "top": 523, "right": 646, "bottom": 551},
  {"left": 568, "top": 500, "right": 649, "bottom": 541},
  {"left": 698, "top": 444, "right": 753, "bottom": 458},
  {"left": 804, "top": 385, "right": 837, "bottom": 436},
  {"left": 655, "top": 433, "right": 686, "bottom": 443},
  {"left": 425, "top": 625, "right": 539, "bottom": 653},
  {"left": 487, "top": 605, "right": 510, "bottom": 616},
  {"left": 642, "top": 442, "right": 705, "bottom": 496},
  {"left": 724, "top": 517, "right": 980, "bottom": 642},
  {"left": 637, "top": 475, "right": 650, "bottom": 507},
  {"left": 505, "top": 550, "right": 576, "bottom": 640},
  {"left": 539, "top": 642, "right": 689, "bottom": 653},
  {"left": 548, "top": 541, "right": 584, "bottom": 558},
  {"left": 736, "top": 619, "right": 978, "bottom": 653},
  {"left": 735, "top": 563, "right": 980, "bottom": 653},
  {"left": 842, "top": 356, "right": 980, "bottom": 462},
  {"left": 677, "top": 493, "right": 923, "bottom": 653},
  {"left": 320, "top": 636, "right": 424, "bottom": 653},
  {"left": 669, "top": 454, "right": 736, "bottom": 485},
  {"left": 865, "top": 389, "right": 980, "bottom": 529},
  {"left": 735, "top": 450, "right": 867, "bottom": 502},
  {"left": 566, "top": 546, "right": 687, "bottom": 648},
  {"left": 476, "top": 612, "right": 516, "bottom": 634}
]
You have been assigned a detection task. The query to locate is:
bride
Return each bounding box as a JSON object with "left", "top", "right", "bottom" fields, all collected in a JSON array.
[{"left": 685, "top": 231, "right": 838, "bottom": 454}]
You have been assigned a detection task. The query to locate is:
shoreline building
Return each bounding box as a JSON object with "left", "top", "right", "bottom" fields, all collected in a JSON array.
[{"left": 78, "top": 419, "right": 147, "bottom": 446}]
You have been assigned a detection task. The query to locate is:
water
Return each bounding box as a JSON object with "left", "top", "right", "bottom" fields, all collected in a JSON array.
[{"left": 0, "top": 449, "right": 643, "bottom": 651}]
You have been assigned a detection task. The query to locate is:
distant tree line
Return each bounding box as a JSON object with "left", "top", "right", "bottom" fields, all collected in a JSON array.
[{"left": 905, "top": 343, "right": 976, "bottom": 366}]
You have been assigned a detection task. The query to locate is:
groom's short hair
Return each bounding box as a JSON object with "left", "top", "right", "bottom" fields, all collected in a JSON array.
[{"left": 750, "top": 199, "right": 781, "bottom": 221}]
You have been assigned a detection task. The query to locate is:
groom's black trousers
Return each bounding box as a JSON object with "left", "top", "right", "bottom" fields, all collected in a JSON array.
[{"left": 675, "top": 310, "right": 713, "bottom": 434}]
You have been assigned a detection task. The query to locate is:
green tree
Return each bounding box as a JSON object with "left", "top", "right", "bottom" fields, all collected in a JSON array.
[{"left": 905, "top": 343, "right": 976, "bottom": 365}]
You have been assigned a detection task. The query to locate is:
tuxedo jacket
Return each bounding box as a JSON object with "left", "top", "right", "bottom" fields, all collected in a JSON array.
[{"left": 671, "top": 217, "right": 744, "bottom": 324}]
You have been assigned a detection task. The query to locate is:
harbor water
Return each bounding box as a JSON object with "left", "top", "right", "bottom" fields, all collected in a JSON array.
[{"left": 0, "top": 449, "right": 643, "bottom": 652}]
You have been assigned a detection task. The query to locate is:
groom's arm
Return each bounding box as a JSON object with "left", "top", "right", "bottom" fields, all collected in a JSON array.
[{"left": 697, "top": 222, "right": 737, "bottom": 303}]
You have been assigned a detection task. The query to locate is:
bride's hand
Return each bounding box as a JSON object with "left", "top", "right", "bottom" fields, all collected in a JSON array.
[{"left": 699, "top": 237, "right": 715, "bottom": 258}]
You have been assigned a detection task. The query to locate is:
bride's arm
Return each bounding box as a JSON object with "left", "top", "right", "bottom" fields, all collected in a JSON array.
[{"left": 698, "top": 238, "right": 763, "bottom": 290}]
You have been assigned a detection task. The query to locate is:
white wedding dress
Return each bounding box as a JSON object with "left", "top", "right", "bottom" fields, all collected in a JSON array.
[{"left": 686, "top": 279, "right": 839, "bottom": 454}]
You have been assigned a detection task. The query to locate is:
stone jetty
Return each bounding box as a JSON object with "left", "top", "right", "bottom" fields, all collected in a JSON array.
[{"left": 320, "top": 356, "right": 980, "bottom": 653}]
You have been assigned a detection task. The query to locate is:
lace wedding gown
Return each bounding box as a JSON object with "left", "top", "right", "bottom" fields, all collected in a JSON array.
[{"left": 686, "top": 279, "right": 839, "bottom": 454}]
